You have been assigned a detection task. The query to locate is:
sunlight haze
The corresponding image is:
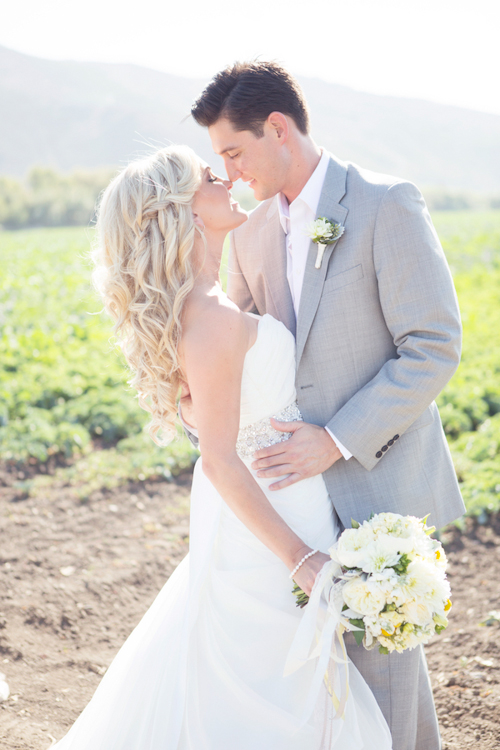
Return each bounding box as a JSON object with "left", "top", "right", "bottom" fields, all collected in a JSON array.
[{"left": 1, "top": 0, "right": 499, "bottom": 115}]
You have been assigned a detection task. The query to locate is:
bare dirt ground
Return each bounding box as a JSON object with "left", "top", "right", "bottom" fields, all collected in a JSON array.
[{"left": 1, "top": 461, "right": 499, "bottom": 749}]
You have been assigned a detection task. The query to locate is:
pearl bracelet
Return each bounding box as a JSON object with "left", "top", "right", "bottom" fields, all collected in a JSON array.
[{"left": 289, "top": 549, "right": 319, "bottom": 580}]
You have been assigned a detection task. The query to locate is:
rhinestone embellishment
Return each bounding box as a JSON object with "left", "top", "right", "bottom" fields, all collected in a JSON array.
[{"left": 236, "top": 402, "right": 303, "bottom": 459}]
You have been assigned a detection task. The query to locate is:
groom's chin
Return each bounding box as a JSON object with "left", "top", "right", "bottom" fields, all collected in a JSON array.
[{"left": 251, "top": 184, "right": 277, "bottom": 203}]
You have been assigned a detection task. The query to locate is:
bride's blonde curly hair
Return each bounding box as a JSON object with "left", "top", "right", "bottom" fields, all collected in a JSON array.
[{"left": 93, "top": 145, "right": 203, "bottom": 444}]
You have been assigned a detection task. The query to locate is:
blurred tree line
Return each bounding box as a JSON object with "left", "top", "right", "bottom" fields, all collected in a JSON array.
[
  {"left": 0, "top": 167, "right": 116, "bottom": 229},
  {"left": 0, "top": 167, "right": 499, "bottom": 229},
  {"left": 422, "top": 188, "right": 500, "bottom": 212}
]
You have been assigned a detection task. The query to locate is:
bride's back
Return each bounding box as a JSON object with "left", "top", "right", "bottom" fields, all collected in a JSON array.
[{"left": 180, "top": 289, "right": 297, "bottom": 431}]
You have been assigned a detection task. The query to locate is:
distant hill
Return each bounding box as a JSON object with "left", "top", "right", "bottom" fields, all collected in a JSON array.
[{"left": 1, "top": 45, "right": 500, "bottom": 192}]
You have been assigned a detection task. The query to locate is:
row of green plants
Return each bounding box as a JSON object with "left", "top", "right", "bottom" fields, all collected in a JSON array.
[
  {"left": 434, "top": 213, "right": 500, "bottom": 519},
  {"left": 0, "top": 227, "right": 198, "bottom": 498},
  {"left": 0, "top": 214, "right": 499, "bottom": 518}
]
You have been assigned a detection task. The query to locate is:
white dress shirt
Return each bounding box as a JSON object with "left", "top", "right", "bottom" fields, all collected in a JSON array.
[{"left": 277, "top": 150, "right": 352, "bottom": 461}]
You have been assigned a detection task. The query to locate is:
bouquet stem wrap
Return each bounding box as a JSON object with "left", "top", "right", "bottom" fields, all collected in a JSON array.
[{"left": 284, "top": 560, "right": 350, "bottom": 726}]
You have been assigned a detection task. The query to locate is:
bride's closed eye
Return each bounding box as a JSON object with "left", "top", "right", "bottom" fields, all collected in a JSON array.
[{"left": 208, "top": 173, "right": 220, "bottom": 183}]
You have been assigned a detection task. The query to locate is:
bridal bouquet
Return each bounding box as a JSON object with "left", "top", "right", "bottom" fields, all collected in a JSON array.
[{"left": 293, "top": 512, "right": 451, "bottom": 655}]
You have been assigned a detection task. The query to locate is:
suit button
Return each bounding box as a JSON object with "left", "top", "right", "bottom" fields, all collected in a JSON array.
[
  {"left": 381, "top": 445, "right": 388, "bottom": 452},
  {"left": 376, "top": 451, "right": 383, "bottom": 458},
  {"left": 393, "top": 435, "right": 399, "bottom": 440},
  {"left": 388, "top": 439, "right": 394, "bottom": 446}
]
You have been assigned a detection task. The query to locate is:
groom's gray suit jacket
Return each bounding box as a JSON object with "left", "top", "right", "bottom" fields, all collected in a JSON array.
[{"left": 228, "top": 153, "right": 465, "bottom": 531}]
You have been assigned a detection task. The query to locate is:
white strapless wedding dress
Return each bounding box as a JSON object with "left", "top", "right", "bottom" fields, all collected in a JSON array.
[{"left": 52, "top": 314, "right": 392, "bottom": 750}]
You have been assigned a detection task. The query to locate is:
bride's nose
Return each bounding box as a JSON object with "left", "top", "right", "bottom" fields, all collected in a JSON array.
[{"left": 223, "top": 179, "right": 233, "bottom": 190}]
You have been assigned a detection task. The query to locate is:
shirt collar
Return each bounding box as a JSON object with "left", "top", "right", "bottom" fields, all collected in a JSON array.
[{"left": 277, "top": 149, "right": 330, "bottom": 234}]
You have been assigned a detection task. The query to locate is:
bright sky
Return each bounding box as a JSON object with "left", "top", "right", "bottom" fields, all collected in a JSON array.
[{"left": 2, "top": 0, "right": 500, "bottom": 115}]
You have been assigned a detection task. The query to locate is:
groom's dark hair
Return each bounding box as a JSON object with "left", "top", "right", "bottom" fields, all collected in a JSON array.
[{"left": 191, "top": 61, "right": 310, "bottom": 137}]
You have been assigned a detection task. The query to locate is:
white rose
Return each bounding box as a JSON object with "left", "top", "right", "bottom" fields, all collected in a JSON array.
[
  {"left": 343, "top": 577, "right": 386, "bottom": 616},
  {"left": 334, "top": 526, "right": 375, "bottom": 568},
  {"left": 400, "top": 599, "right": 434, "bottom": 627}
]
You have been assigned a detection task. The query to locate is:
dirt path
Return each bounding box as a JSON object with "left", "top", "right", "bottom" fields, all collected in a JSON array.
[{"left": 1, "top": 464, "right": 499, "bottom": 749}]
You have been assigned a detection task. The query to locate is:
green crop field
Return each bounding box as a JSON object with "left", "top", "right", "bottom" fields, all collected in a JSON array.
[{"left": 1, "top": 213, "right": 499, "bottom": 519}]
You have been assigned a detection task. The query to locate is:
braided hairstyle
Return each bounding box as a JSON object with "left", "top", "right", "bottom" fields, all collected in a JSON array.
[{"left": 93, "top": 145, "right": 203, "bottom": 444}]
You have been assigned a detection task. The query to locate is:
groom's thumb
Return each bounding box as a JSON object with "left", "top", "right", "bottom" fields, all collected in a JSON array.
[{"left": 270, "top": 418, "right": 301, "bottom": 433}]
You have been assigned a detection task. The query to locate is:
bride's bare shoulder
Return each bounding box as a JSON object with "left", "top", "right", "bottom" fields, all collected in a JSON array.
[{"left": 180, "top": 293, "right": 249, "bottom": 371}]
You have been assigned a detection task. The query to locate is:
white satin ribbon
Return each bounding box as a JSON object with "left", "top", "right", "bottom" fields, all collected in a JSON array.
[{"left": 284, "top": 559, "right": 350, "bottom": 727}]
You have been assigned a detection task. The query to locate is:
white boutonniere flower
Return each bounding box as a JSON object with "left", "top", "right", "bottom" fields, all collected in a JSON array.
[{"left": 305, "top": 217, "right": 345, "bottom": 269}]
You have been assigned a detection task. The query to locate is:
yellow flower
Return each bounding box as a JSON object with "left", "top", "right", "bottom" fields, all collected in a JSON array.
[{"left": 444, "top": 598, "right": 452, "bottom": 612}]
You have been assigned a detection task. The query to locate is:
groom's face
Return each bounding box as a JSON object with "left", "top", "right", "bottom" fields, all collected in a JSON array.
[{"left": 208, "top": 118, "right": 287, "bottom": 202}]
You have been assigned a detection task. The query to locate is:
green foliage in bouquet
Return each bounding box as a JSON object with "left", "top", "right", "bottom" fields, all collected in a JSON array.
[{"left": 291, "top": 582, "right": 310, "bottom": 609}]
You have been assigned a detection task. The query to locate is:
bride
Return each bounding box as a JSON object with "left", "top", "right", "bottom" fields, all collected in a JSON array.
[{"left": 51, "top": 145, "right": 392, "bottom": 749}]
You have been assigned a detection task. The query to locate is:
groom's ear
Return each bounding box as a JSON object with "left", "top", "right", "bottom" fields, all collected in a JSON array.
[{"left": 266, "top": 112, "right": 289, "bottom": 143}]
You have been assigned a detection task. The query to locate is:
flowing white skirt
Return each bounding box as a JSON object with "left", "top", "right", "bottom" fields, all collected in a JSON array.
[{"left": 51, "top": 459, "right": 392, "bottom": 750}]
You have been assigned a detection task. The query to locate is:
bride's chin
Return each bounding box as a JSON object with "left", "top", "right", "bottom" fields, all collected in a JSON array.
[
  {"left": 224, "top": 210, "right": 249, "bottom": 232},
  {"left": 234, "top": 208, "right": 249, "bottom": 226}
]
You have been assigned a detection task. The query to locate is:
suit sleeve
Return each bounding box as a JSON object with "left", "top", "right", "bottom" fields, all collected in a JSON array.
[
  {"left": 227, "top": 230, "right": 259, "bottom": 313},
  {"left": 326, "top": 181, "right": 462, "bottom": 471},
  {"left": 178, "top": 403, "right": 199, "bottom": 449}
]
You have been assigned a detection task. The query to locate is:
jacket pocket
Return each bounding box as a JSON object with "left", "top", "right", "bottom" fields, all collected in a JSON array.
[{"left": 322, "top": 264, "right": 364, "bottom": 295}]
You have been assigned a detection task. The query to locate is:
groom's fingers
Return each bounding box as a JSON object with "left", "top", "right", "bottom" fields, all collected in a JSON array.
[
  {"left": 268, "top": 472, "right": 302, "bottom": 491},
  {"left": 255, "top": 463, "right": 296, "bottom": 478},
  {"left": 269, "top": 418, "right": 301, "bottom": 433},
  {"left": 251, "top": 422, "right": 306, "bottom": 468},
  {"left": 252, "top": 422, "right": 342, "bottom": 483},
  {"left": 252, "top": 445, "right": 288, "bottom": 466},
  {"left": 252, "top": 452, "right": 291, "bottom": 469}
]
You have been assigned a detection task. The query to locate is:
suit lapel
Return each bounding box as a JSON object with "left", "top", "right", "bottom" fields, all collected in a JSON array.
[
  {"left": 260, "top": 198, "right": 296, "bottom": 336},
  {"left": 296, "top": 156, "right": 349, "bottom": 367}
]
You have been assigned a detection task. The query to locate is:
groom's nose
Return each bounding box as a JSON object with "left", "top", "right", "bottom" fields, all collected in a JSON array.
[{"left": 223, "top": 158, "right": 241, "bottom": 183}]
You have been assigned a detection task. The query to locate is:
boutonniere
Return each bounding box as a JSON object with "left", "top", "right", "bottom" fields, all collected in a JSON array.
[{"left": 305, "top": 217, "right": 345, "bottom": 269}]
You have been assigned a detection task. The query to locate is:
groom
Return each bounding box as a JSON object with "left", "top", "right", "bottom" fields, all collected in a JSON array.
[{"left": 190, "top": 61, "right": 465, "bottom": 749}]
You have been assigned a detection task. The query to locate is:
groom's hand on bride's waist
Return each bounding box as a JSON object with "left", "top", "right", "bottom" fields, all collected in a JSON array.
[{"left": 251, "top": 420, "right": 342, "bottom": 490}]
